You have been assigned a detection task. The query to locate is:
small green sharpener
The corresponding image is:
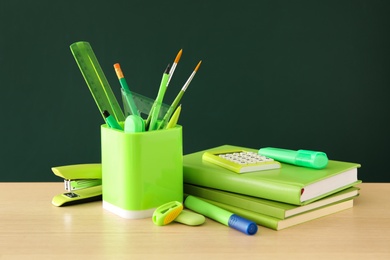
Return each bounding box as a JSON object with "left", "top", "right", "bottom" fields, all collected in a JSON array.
[{"left": 101, "top": 124, "right": 183, "bottom": 219}]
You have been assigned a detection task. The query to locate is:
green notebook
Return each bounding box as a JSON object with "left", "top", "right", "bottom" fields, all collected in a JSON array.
[
  {"left": 198, "top": 197, "right": 355, "bottom": 231},
  {"left": 183, "top": 145, "right": 361, "bottom": 205},
  {"left": 184, "top": 184, "right": 359, "bottom": 219}
]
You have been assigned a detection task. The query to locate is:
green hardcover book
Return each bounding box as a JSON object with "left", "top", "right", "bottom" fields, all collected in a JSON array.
[
  {"left": 198, "top": 197, "right": 355, "bottom": 231},
  {"left": 184, "top": 184, "right": 359, "bottom": 219},
  {"left": 183, "top": 145, "right": 361, "bottom": 205}
]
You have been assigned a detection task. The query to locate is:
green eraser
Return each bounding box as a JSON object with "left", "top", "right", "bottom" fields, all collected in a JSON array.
[{"left": 174, "top": 209, "right": 205, "bottom": 226}]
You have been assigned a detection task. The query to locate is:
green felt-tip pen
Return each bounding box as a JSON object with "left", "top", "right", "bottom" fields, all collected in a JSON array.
[
  {"left": 103, "top": 110, "right": 123, "bottom": 131},
  {"left": 184, "top": 195, "right": 258, "bottom": 235}
]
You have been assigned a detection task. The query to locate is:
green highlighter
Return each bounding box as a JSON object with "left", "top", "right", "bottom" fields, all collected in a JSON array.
[{"left": 258, "top": 147, "right": 328, "bottom": 169}]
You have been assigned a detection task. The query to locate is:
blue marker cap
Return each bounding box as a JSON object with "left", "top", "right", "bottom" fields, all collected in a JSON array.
[
  {"left": 184, "top": 195, "right": 258, "bottom": 235},
  {"left": 228, "top": 214, "right": 258, "bottom": 235}
]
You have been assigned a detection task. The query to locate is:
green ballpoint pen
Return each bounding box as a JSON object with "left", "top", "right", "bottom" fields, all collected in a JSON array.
[
  {"left": 103, "top": 110, "right": 123, "bottom": 131},
  {"left": 146, "top": 64, "right": 171, "bottom": 131}
]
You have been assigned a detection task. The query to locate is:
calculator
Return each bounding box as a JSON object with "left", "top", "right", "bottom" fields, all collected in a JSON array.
[{"left": 202, "top": 150, "right": 281, "bottom": 173}]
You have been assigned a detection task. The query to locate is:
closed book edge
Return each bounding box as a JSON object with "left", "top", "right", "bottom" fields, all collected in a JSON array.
[
  {"left": 198, "top": 197, "right": 355, "bottom": 230},
  {"left": 183, "top": 145, "right": 361, "bottom": 205},
  {"left": 184, "top": 184, "right": 360, "bottom": 219}
]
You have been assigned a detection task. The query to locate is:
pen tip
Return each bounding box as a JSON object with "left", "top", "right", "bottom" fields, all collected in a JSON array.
[
  {"left": 103, "top": 110, "right": 110, "bottom": 118},
  {"left": 194, "top": 60, "right": 202, "bottom": 72},
  {"left": 165, "top": 64, "right": 171, "bottom": 73}
]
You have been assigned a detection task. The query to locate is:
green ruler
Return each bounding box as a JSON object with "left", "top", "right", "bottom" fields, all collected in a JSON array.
[{"left": 70, "top": 41, "right": 125, "bottom": 122}]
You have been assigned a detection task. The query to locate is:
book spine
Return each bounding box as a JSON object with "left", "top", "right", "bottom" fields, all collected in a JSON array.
[
  {"left": 184, "top": 184, "right": 287, "bottom": 219},
  {"left": 183, "top": 165, "right": 302, "bottom": 205}
]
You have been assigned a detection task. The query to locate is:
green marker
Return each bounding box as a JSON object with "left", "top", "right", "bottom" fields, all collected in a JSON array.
[
  {"left": 184, "top": 196, "right": 258, "bottom": 235},
  {"left": 146, "top": 64, "right": 170, "bottom": 131},
  {"left": 258, "top": 147, "right": 328, "bottom": 169},
  {"left": 114, "top": 63, "right": 140, "bottom": 117},
  {"left": 103, "top": 110, "right": 123, "bottom": 131}
]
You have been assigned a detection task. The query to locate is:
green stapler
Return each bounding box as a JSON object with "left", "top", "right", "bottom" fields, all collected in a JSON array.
[{"left": 51, "top": 164, "right": 102, "bottom": 206}]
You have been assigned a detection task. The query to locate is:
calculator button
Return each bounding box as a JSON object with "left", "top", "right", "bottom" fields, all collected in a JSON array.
[{"left": 203, "top": 150, "right": 281, "bottom": 173}]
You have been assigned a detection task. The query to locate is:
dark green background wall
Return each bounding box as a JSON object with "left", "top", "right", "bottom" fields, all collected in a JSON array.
[{"left": 1, "top": 1, "right": 389, "bottom": 182}]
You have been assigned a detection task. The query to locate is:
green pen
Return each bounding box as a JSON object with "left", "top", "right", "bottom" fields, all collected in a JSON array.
[
  {"left": 184, "top": 196, "right": 258, "bottom": 235},
  {"left": 158, "top": 60, "right": 201, "bottom": 129},
  {"left": 146, "top": 64, "right": 170, "bottom": 131},
  {"left": 114, "top": 63, "right": 140, "bottom": 117},
  {"left": 103, "top": 110, "right": 123, "bottom": 131}
]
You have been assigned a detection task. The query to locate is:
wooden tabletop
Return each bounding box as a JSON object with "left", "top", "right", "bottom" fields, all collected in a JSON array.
[{"left": 1, "top": 182, "right": 389, "bottom": 259}]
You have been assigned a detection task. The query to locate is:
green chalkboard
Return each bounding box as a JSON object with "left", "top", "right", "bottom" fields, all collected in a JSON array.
[{"left": 0, "top": 1, "right": 389, "bottom": 182}]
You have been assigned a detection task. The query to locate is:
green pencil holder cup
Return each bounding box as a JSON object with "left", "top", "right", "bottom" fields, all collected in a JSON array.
[{"left": 101, "top": 124, "right": 183, "bottom": 219}]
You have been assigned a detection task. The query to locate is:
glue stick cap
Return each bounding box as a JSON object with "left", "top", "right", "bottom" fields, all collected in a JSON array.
[{"left": 228, "top": 214, "right": 258, "bottom": 235}]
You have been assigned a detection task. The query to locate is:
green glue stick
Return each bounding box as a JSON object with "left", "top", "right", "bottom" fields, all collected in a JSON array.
[
  {"left": 184, "top": 196, "right": 258, "bottom": 235},
  {"left": 103, "top": 110, "right": 123, "bottom": 131},
  {"left": 258, "top": 147, "right": 328, "bottom": 169}
]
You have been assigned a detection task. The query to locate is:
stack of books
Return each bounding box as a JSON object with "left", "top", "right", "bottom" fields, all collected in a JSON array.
[{"left": 183, "top": 145, "right": 361, "bottom": 230}]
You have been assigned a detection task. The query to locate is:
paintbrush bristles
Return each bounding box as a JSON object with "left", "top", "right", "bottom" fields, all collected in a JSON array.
[
  {"left": 174, "top": 49, "right": 183, "bottom": 63},
  {"left": 194, "top": 60, "right": 202, "bottom": 72}
]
